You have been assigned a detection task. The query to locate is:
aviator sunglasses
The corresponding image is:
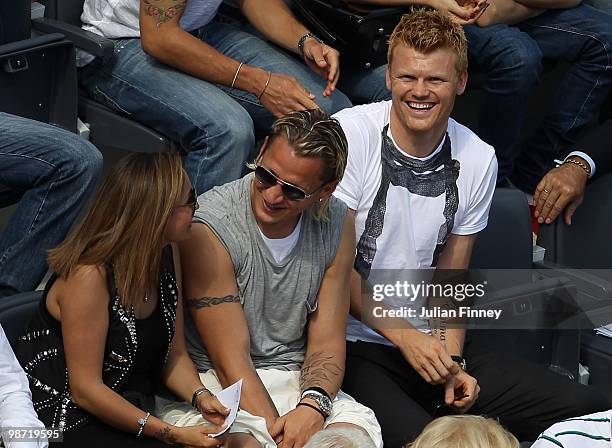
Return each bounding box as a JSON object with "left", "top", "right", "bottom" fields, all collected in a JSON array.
[{"left": 254, "top": 165, "right": 326, "bottom": 202}]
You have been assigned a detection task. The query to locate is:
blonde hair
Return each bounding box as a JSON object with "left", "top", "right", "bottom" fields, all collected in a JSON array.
[
  {"left": 48, "top": 152, "right": 187, "bottom": 309},
  {"left": 388, "top": 9, "right": 468, "bottom": 74},
  {"left": 253, "top": 109, "right": 348, "bottom": 221},
  {"left": 303, "top": 427, "right": 375, "bottom": 448},
  {"left": 408, "top": 415, "right": 520, "bottom": 448}
]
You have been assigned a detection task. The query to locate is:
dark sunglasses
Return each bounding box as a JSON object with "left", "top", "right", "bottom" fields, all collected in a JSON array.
[
  {"left": 175, "top": 187, "right": 199, "bottom": 212},
  {"left": 254, "top": 165, "right": 325, "bottom": 202}
]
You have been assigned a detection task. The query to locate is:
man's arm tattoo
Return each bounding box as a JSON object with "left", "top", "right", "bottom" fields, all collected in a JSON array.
[
  {"left": 156, "top": 425, "right": 177, "bottom": 443},
  {"left": 142, "top": 0, "right": 186, "bottom": 27},
  {"left": 299, "top": 351, "right": 342, "bottom": 394},
  {"left": 186, "top": 294, "right": 241, "bottom": 309}
]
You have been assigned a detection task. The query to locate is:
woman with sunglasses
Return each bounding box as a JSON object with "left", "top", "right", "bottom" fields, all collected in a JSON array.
[{"left": 16, "top": 153, "right": 228, "bottom": 447}]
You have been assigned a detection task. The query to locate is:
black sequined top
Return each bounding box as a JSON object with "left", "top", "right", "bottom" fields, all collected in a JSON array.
[{"left": 15, "top": 250, "right": 179, "bottom": 432}]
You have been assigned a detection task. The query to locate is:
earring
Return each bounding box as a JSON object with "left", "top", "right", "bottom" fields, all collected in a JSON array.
[{"left": 319, "top": 198, "right": 324, "bottom": 202}]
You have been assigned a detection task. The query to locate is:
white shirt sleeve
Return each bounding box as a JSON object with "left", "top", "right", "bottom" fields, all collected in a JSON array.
[
  {"left": 453, "top": 152, "right": 498, "bottom": 235},
  {"left": 0, "top": 326, "right": 47, "bottom": 448},
  {"left": 332, "top": 115, "right": 367, "bottom": 211}
]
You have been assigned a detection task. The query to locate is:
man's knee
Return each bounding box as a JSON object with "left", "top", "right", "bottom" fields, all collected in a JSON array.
[
  {"left": 53, "top": 134, "right": 103, "bottom": 187},
  {"left": 471, "top": 28, "right": 542, "bottom": 88}
]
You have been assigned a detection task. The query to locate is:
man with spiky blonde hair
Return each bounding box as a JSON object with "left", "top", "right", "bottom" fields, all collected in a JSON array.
[{"left": 333, "top": 10, "right": 609, "bottom": 447}]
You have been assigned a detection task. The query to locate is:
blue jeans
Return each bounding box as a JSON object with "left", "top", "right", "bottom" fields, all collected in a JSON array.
[
  {"left": 464, "top": 4, "right": 612, "bottom": 192},
  {"left": 338, "top": 63, "right": 391, "bottom": 104},
  {"left": 80, "top": 21, "right": 356, "bottom": 194},
  {"left": 0, "top": 113, "right": 103, "bottom": 297}
]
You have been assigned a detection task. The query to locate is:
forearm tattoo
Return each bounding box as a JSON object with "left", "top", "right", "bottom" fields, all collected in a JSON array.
[
  {"left": 299, "top": 351, "right": 342, "bottom": 394},
  {"left": 156, "top": 425, "right": 177, "bottom": 444},
  {"left": 142, "top": 0, "right": 186, "bottom": 26},
  {"left": 186, "top": 294, "right": 241, "bottom": 309}
]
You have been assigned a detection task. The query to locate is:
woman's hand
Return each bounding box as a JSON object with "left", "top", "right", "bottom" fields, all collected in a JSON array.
[
  {"left": 196, "top": 392, "right": 230, "bottom": 426},
  {"left": 173, "top": 424, "right": 225, "bottom": 447}
]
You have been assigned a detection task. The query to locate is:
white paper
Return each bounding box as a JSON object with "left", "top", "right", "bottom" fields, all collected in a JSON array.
[
  {"left": 211, "top": 379, "right": 242, "bottom": 437},
  {"left": 595, "top": 323, "right": 612, "bottom": 339}
]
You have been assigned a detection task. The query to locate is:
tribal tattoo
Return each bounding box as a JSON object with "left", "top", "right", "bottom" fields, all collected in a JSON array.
[
  {"left": 186, "top": 294, "right": 241, "bottom": 309},
  {"left": 142, "top": 0, "right": 186, "bottom": 27},
  {"left": 299, "top": 351, "right": 342, "bottom": 393}
]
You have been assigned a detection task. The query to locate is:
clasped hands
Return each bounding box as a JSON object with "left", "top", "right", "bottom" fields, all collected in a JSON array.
[
  {"left": 267, "top": 397, "right": 326, "bottom": 448},
  {"left": 398, "top": 330, "right": 480, "bottom": 413}
]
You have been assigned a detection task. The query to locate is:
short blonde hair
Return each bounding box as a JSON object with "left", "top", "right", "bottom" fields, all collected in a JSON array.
[
  {"left": 388, "top": 9, "right": 468, "bottom": 74},
  {"left": 408, "top": 415, "right": 520, "bottom": 448}
]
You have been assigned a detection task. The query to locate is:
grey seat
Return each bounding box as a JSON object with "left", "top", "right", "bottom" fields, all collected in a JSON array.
[
  {"left": 33, "top": 0, "right": 175, "bottom": 153},
  {"left": 1, "top": 2, "right": 78, "bottom": 207},
  {"left": 0, "top": 291, "right": 41, "bottom": 349},
  {"left": 469, "top": 187, "right": 582, "bottom": 380}
]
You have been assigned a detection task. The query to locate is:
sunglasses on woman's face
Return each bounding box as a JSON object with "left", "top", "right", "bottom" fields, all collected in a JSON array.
[
  {"left": 176, "top": 187, "right": 199, "bottom": 212},
  {"left": 254, "top": 165, "right": 325, "bottom": 202}
]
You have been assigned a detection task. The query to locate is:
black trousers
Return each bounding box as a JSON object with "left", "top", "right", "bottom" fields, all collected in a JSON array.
[{"left": 343, "top": 340, "right": 611, "bottom": 448}]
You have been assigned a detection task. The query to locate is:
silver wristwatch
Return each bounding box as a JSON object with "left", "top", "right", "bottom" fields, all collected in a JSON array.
[{"left": 302, "top": 392, "right": 332, "bottom": 417}]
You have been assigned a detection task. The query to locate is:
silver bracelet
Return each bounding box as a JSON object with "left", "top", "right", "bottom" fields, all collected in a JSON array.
[
  {"left": 298, "top": 32, "right": 323, "bottom": 59},
  {"left": 136, "top": 412, "right": 150, "bottom": 437},
  {"left": 231, "top": 61, "right": 244, "bottom": 90},
  {"left": 258, "top": 71, "right": 272, "bottom": 100}
]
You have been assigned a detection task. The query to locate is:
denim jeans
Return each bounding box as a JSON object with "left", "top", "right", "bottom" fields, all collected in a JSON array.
[
  {"left": 80, "top": 21, "right": 357, "bottom": 194},
  {"left": 464, "top": 4, "right": 612, "bottom": 192},
  {"left": 0, "top": 113, "right": 103, "bottom": 297},
  {"left": 338, "top": 62, "right": 391, "bottom": 104}
]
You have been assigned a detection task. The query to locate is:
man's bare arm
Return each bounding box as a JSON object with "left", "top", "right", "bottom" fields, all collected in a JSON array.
[
  {"left": 433, "top": 233, "right": 477, "bottom": 356},
  {"left": 476, "top": 0, "right": 544, "bottom": 26},
  {"left": 300, "top": 213, "right": 356, "bottom": 397},
  {"left": 179, "top": 224, "right": 279, "bottom": 428},
  {"left": 139, "top": 0, "right": 318, "bottom": 115},
  {"left": 139, "top": 0, "right": 266, "bottom": 94}
]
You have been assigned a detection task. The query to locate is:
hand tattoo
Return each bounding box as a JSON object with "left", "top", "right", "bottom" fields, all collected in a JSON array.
[
  {"left": 142, "top": 0, "right": 186, "bottom": 27},
  {"left": 186, "top": 295, "right": 241, "bottom": 309},
  {"left": 156, "top": 425, "right": 176, "bottom": 444}
]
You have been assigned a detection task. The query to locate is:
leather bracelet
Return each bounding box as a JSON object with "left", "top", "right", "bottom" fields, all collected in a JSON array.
[
  {"left": 191, "top": 386, "right": 211, "bottom": 409},
  {"left": 564, "top": 157, "right": 591, "bottom": 177},
  {"left": 258, "top": 71, "right": 272, "bottom": 100},
  {"left": 301, "top": 386, "right": 331, "bottom": 401},
  {"left": 230, "top": 61, "right": 244, "bottom": 90},
  {"left": 296, "top": 402, "right": 326, "bottom": 420}
]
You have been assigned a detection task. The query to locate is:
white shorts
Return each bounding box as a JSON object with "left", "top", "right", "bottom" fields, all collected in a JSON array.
[{"left": 156, "top": 369, "right": 382, "bottom": 448}]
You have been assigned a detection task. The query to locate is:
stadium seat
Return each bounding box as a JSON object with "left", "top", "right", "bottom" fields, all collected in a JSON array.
[
  {"left": 32, "top": 0, "right": 175, "bottom": 153},
  {"left": 0, "top": 291, "right": 41, "bottom": 349}
]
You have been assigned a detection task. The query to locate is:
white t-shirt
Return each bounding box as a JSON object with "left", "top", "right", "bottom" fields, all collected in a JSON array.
[
  {"left": 531, "top": 410, "right": 612, "bottom": 448},
  {"left": 258, "top": 215, "right": 303, "bottom": 264},
  {"left": 81, "top": 0, "right": 222, "bottom": 39},
  {"left": 0, "top": 325, "right": 47, "bottom": 448},
  {"left": 332, "top": 101, "right": 497, "bottom": 345}
]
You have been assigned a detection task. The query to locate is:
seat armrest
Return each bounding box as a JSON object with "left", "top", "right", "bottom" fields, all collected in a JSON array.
[
  {"left": 535, "top": 262, "right": 612, "bottom": 300},
  {"left": 0, "top": 33, "right": 64, "bottom": 57},
  {"left": 32, "top": 18, "right": 114, "bottom": 59}
]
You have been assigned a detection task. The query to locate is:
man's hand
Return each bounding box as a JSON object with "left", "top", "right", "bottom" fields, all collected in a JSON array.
[
  {"left": 396, "top": 329, "right": 460, "bottom": 384},
  {"left": 436, "top": 0, "right": 490, "bottom": 24},
  {"left": 259, "top": 72, "right": 320, "bottom": 118},
  {"left": 444, "top": 370, "right": 480, "bottom": 412},
  {"left": 534, "top": 162, "right": 588, "bottom": 226},
  {"left": 301, "top": 39, "right": 340, "bottom": 97},
  {"left": 269, "top": 403, "right": 325, "bottom": 448}
]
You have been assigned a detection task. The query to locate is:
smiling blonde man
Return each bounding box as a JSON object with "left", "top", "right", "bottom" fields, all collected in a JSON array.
[{"left": 332, "top": 10, "right": 610, "bottom": 448}]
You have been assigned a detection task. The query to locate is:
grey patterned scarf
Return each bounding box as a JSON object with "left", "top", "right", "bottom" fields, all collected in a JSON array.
[{"left": 355, "top": 124, "right": 460, "bottom": 278}]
